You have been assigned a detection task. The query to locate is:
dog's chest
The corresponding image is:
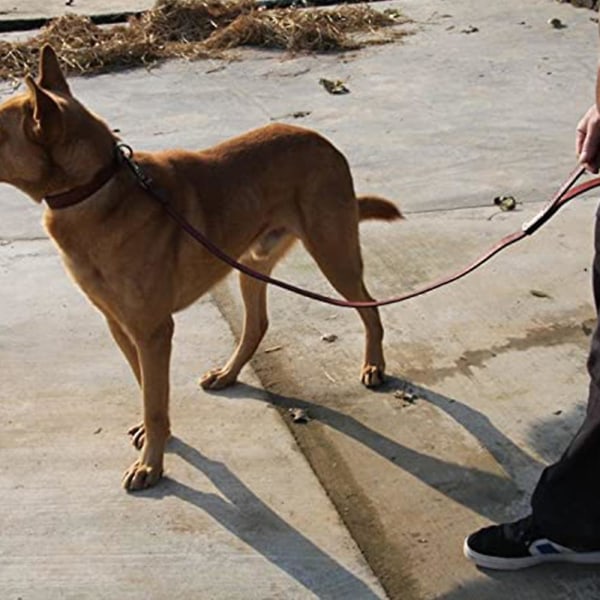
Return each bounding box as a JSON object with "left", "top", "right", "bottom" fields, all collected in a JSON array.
[
  {"left": 46, "top": 220, "right": 132, "bottom": 314},
  {"left": 61, "top": 248, "right": 117, "bottom": 307}
]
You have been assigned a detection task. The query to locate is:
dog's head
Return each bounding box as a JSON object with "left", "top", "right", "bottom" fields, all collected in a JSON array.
[{"left": 0, "top": 45, "right": 116, "bottom": 202}]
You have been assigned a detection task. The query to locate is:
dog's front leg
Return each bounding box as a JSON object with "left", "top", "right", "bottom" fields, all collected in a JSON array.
[
  {"left": 122, "top": 316, "right": 174, "bottom": 491},
  {"left": 106, "top": 317, "right": 141, "bottom": 386}
]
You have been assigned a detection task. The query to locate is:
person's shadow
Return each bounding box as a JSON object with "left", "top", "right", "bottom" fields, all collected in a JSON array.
[{"left": 140, "top": 437, "right": 383, "bottom": 600}]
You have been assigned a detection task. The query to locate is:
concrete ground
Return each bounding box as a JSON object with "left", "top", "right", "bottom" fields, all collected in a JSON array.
[
  {"left": 2, "top": 0, "right": 600, "bottom": 598},
  {"left": 0, "top": 0, "right": 154, "bottom": 20}
]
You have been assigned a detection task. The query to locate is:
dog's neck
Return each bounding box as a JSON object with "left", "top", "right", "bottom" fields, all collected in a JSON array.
[{"left": 44, "top": 151, "right": 121, "bottom": 210}]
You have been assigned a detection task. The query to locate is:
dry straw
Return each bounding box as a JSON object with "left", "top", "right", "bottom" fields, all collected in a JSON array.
[{"left": 0, "top": 0, "right": 410, "bottom": 80}]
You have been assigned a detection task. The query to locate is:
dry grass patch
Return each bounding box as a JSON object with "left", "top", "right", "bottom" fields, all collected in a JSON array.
[{"left": 0, "top": 0, "right": 411, "bottom": 80}]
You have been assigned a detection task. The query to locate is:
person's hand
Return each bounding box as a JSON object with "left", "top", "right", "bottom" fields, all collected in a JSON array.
[{"left": 576, "top": 105, "right": 600, "bottom": 173}]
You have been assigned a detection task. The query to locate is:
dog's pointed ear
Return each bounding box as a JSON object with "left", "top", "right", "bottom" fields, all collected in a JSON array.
[
  {"left": 37, "top": 45, "right": 70, "bottom": 95},
  {"left": 25, "top": 75, "right": 63, "bottom": 142}
]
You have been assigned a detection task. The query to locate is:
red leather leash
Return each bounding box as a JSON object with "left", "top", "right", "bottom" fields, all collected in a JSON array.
[{"left": 117, "top": 145, "right": 600, "bottom": 309}]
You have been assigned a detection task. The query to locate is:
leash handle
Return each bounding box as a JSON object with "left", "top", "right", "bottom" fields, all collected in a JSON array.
[{"left": 118, "top": 145, "right": 600, "bottom": 308}]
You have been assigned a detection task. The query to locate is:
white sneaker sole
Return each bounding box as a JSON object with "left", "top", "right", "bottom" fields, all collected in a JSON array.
[{"left": 463, "top": 537, "right": 600, "bottom": 570}]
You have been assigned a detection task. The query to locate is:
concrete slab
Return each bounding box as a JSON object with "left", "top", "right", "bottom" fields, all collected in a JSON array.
[
  {"left": 214, "top": 203, "right": 599, "bottom": 599},
  {"left": 0, "top": 239, "right": 385, "bottom": 599},
  {"left": 0, "top": 0, "right": 153, "bottom": 21},
  {"left": 2, "top": 0, "right": 600, "bottom": 598}
]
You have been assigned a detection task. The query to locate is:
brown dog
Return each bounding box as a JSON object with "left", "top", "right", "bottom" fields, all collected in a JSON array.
[{"left": 0, "top": 45, "right": 402, "bottom": 490}]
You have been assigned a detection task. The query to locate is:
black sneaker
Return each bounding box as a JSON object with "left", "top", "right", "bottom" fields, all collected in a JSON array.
[{"left": 464, "top": 515, "right": 600, "bottom": 570}]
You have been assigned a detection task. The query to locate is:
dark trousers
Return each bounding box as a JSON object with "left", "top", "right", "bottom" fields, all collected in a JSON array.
[{"left": 531, "top": 209, "right": 600, "bottom": 549}]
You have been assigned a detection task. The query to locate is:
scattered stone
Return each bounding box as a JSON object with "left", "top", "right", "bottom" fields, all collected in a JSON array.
[
  {"left": 321, "top": 333, "right": 338, "bottom": 343},
  {"left": 270, "top": 111, "right": 311, "bottom": 121},
  {"left": 493, "top": 195, "right": 518, "bottom": 211},
  {"left": 530, "top": 289, "right": 552, "bottom": 299},
  {"left": 553, "top": 409, "right": 563, "bottom": 416},
  {"left": 319, "top": 78, "right": 350, "bottom": 95},
  {"left": 289, "top": 408, "right": 311, "bottom": 423},
  {"left": 460, "top": 25, "right": 479, "bottom": 34},
  {"left": 383, "top": 8, "right": 405, "bottom": 20},
  {"left": 93, "top": 427, "right": 102, "bottom": 434},
  {"left": 393, "top": 389, "right": 418, "bottom": 406},
  {"left": 548, "top": 17, "right": 567, "bottom": 29}
]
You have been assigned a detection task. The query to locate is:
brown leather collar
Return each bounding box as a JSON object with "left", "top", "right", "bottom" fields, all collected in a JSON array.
[{"left": 44, "top": 154, "right": 120, "bottom": 210}]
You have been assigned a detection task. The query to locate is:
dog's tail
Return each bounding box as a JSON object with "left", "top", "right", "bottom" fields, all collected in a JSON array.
[{"left": 358, "top": 196, "right": 403, "bottom": 222}]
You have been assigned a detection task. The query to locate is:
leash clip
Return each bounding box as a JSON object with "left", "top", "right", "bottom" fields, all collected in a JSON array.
[{"left": 116, "top": 142, "right": 154, "bottom": 191}]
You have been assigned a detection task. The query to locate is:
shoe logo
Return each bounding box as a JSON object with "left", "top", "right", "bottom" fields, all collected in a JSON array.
[
  {"left": 529, "top": 539, "right": 570, "bottom": 556},
  {"left": 532, "top": 541, "right": 560, "bottom": 555}
]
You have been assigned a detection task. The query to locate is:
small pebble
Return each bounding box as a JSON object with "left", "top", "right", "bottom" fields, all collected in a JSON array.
[
  {"left": 548, "top": 17, "right": 566, "bottom": 29},
  {"left": 289, "top": 408, "right": 310, "bottom": 423},
  {"left": 321, "top": 333, "right": 338, "bottom": 343}
]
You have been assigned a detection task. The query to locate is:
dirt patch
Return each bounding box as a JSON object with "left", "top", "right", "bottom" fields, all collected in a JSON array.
[
  {"left": 0, "top": 0, "right": 411, "bottom": 81},
  {"left": 401, "top": 317, "right": 596, "bottom": 387}
]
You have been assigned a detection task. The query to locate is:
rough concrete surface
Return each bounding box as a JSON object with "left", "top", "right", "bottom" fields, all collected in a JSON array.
[
  {"left": 0, "top": 0, "right": 154, "bottom": 20},
  {"left": 0, "top": 249, "right": 385, "bottom": 600},
  {"left": 2, "top": 0, "right": 600, "bottom": 599}
]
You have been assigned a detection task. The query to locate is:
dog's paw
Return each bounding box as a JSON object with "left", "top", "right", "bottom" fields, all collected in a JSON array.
[
  {"left": 360, "top": 364, "right": 385, "bottom": 388},
  {"left": 127, "top": 423, "right": 145, "bottom": 450},
  {"left": 199, "top": 368, "right": 237, "bottom": 390},
  {"left": 122, "top": 459, "right": 163, "bottom": 491}
]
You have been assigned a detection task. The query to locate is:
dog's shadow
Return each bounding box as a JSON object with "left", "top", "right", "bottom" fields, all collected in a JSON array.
[
  {"left": 215, "top": 377, "right": 545, "bottom": 522},
  {"left": 142, "top": 436, "right": 382, "bottom": 600},
  {"left": 138, "top": 377, "right": 546, "bottom": 597}
]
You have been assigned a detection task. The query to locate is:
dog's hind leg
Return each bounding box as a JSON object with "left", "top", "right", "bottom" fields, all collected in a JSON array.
[
  {"left": 302, "top": 225, "right": 385, "bottom": 388},
  {"left": 200, "top": 232, "right": 295, "bottom": 390},
  {"left": 122, "top": 316, "right": 174, "bottom": 491}
]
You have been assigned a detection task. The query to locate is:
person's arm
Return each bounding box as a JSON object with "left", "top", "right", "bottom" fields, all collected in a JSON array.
[{"left": 576, "top": 66, "right": 600, "bottom": 173}]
